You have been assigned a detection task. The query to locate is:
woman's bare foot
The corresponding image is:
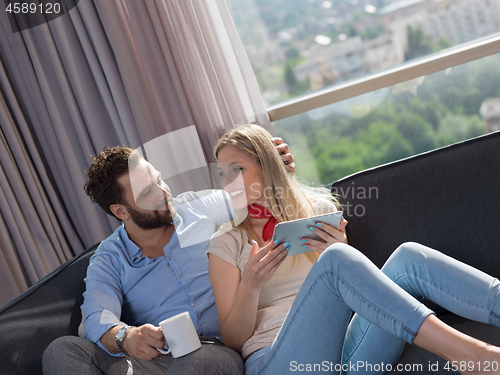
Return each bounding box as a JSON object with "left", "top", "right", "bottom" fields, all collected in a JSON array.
[
  {"left": 452, "top": 343, "right": 500, "bottom": 375},
  {"left": 414, "top": 315, "right": 500, "bottom": 375}
]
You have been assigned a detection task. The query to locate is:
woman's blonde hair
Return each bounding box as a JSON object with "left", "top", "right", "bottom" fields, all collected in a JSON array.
[{"left": 215, "top": 123, "right": 339, "bottom": 263}]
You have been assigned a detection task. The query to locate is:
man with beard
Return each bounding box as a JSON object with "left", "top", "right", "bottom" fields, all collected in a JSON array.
[{"left": 42, "top": 143, "right": 294, "bottom": 375}]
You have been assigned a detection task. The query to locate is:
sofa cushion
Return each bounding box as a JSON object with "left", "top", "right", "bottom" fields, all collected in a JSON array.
[{"left": 0, "top": 243, "right": 98, "bottom": 375}]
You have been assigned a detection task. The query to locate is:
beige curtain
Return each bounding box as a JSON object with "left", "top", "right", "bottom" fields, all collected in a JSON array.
[
  {"left": 93, "top": 0, "right": 270, "bottom": 152},
  {"left": 0, "top": 60, "right": 81, "bottom": 303},
  {"left": 0, "top": 0, "right": 269, "bottom": 306}
]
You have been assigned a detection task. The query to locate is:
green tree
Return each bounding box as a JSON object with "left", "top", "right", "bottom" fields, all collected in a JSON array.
[
  {"left": 285, "top": 46, "right": 301, "bottom": 62},
  {"left": 407, "top": 97, "right": 445, "bottom": 130},
  {"left": 435, "top": 37, "right": 452, "bottom": 51},
  {"left": 284, "top": 64, "right": 297, "bottom": 94},
  {"left": 405, "top": 25, "right": 434, "bottom": 61},
  {"left": 311, "top": 120, "right": 414, "bottom": 183},
  {"left": 395, "top": 111, "right": 436, "bottom": 154},
  {"left": 437, "top": 113, "right": 487, "bottom": 146}
]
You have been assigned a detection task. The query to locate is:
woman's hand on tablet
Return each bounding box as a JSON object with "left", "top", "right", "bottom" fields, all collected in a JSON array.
[{"left": 301, "top": 218, "right": 348, "bottom": 254}]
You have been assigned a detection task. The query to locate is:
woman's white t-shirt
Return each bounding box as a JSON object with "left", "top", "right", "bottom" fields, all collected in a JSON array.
[{"left": 207, "top": 198, "right": 337, "bottom": 358}]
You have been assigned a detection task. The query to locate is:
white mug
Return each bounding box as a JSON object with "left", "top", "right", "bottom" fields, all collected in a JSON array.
[{"left": 158, "top": 312, "right": 202, "bottom": 358}]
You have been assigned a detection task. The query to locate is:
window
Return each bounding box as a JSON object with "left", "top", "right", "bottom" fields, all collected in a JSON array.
[
  {"left": 226, "top": 0, "right": 500, "bottom": 185},
  {"left": 273, "top": 53, "right": 500, "bottom": 184},
  {"left": 226, "top": 0, "right": 500, "bottom": 106}
]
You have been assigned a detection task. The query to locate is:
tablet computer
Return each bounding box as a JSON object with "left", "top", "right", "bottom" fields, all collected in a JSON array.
[{"left": 272, "top": 211, "right": 343, "bottom": 256}]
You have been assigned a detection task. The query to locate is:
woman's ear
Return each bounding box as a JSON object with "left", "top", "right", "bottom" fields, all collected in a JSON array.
[{"left": 110, "top": 204, "right": 129, "bottom": 222}]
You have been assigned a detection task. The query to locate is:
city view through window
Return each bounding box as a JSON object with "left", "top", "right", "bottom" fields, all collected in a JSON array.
[{"left": 227, "top": 0, "right": 500, "bottom": 185}]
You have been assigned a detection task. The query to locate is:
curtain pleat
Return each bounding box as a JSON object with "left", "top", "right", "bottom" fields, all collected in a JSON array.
[{"left": 0, "top": 63, "right": 78, "bottom": 303}]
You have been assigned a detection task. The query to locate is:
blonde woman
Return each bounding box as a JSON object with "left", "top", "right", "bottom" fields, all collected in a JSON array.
[{"left": 207, "top": 123, "right": 500, "bottom": 375}]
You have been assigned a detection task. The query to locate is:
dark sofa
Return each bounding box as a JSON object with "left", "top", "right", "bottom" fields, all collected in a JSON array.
[{"left": 1, "top": 131, "right": 499, "bottom": 374}]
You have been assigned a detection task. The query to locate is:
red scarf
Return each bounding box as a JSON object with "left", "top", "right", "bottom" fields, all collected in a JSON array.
[{"left": 247, "top": 204, "right": 278, "bottom": 242}]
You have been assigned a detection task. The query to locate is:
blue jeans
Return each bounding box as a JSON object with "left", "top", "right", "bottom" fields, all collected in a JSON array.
[
  {"left": 245, "top": 242, "right": 500, "bottom": 375},
  {"left": 342, "top": 242, "right": 500, "bottom": 374}
]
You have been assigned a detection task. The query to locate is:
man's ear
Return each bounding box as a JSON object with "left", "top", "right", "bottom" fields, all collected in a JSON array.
[{"left": 110, "top": 204, "right": 129, "bottom": 222}]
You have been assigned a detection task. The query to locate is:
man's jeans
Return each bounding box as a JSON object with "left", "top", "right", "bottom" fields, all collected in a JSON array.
[
  {"left": 245, "top": 242, "right": 500, "bottom": 375},
  {"left": 42, "top": 335, "right": 244, "bottom": 375}
]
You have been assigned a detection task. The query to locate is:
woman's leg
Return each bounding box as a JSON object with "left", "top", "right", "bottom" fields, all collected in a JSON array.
[
  {"left": 342, "top": 313, "right": 406, "bottom": 374},
  {"left": 342, "top": 242, "right": 500, "bottom": 374},
  {"left": 245, "top": 243, "right": 433, "bottom": 375}
]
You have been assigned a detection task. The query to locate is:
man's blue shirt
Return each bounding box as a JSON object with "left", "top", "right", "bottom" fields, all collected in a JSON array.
[{"left": 80, "top": 190, "right": 234, "bottom": 354}]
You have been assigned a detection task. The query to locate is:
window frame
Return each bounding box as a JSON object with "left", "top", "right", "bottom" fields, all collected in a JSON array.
[{"left": 266, "top": 33, "right": 500, "bottom": 122}]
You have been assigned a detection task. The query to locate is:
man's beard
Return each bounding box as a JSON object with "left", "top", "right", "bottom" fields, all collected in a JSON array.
[{"left": 124, "top": 203, "right": 172, "bottom": 230}]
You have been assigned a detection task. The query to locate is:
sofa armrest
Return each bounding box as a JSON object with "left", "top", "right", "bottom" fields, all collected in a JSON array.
[{"left": 0, "top": 243, "right": 99, "bottom": 375}]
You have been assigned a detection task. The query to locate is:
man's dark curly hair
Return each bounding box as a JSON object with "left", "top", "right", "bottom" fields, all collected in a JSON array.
[{"left": 84, "top": 146, "right": 141, "bottom": 216}]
